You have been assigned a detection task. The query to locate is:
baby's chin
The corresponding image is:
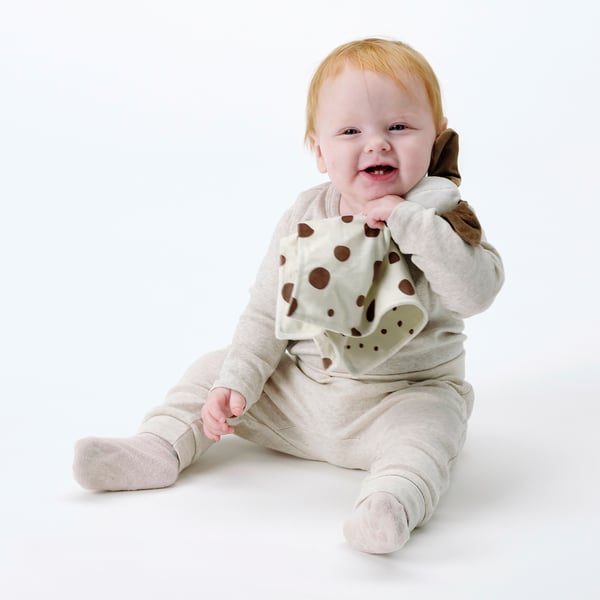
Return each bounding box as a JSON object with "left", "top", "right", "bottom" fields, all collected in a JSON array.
[
  {"left": 364, "top": 189, "right": 407, "bottom": 202},
  {"left": 340, "top": 187, "right": 409, "bottom": 215},
  {"left": 362, "top": 181, "right": 412, "bottom": 202}
]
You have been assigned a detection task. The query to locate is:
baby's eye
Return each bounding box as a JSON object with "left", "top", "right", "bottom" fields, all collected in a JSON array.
[
  {"left": 389, "top": 123, "right": 407, "bottom": 131},
  {"left": 342, "top": 128, "right": 360, "bottom": 135}
]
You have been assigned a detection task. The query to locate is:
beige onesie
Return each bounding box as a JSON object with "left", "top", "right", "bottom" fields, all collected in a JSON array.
[{"left": 139, "top": 176, "right": 504, "bottom": 530}]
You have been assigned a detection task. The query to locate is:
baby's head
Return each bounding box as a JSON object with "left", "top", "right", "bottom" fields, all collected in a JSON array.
[
  {"left": 305, "top": 38, "right": 448, "bottom": 207},
  {"left": 305, "top": 38, "right": 446, "bottom": 148}
]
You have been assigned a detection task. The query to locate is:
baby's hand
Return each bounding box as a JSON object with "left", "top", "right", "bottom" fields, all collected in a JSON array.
[
  {"left": 201, "top": 387, "right": 247, "bottom": 442},
  {"left": 364, "top": 195, "right": 404, "bottom": 228}
]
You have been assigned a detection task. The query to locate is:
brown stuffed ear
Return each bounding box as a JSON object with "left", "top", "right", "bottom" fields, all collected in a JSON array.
[
  {"left": 441, "top": 200, "right": 482, "bottom": 246},
  {"left": 429, "top": 128, "right": 461, "bottom": 186},
  {"left": 429, "top": 129, "right": 481, "bottom": 245}
]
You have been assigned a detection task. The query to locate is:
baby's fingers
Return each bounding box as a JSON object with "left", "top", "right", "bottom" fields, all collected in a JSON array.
[
  {"left": 228, "top": 390, "right": 247, "bottom": 417},
  {"left": 365, "top": 214, "right": 385, "bottom": 229},
  {"left": 201, "top": 405, "right": 233, "bottom": 441}
]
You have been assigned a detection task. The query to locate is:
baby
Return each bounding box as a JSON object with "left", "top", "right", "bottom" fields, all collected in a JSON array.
[{"left": 74, "top": 37, "right": 504, "bottom": 554}]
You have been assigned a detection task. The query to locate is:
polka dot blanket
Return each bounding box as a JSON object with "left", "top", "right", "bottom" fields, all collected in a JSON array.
[{"left": 276, "top": 215, "right": 428, "bottom": 374}]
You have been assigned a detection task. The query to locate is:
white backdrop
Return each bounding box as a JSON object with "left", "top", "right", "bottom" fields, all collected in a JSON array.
[{"left": 1, "top": 1, "right": 599, "bottom": 598}]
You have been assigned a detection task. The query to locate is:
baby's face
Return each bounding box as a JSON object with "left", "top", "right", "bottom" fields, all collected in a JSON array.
[{"left": 312, "top": 65, "right": 438, "bottom": 213}]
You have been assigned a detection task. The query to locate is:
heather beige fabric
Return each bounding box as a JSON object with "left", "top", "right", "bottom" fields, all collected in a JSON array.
[
  {"left": 211, "top": 177, "right": 503, "bottom": 411},
  {"left": 75, "top": 176, "right": 504, "bottom": 554},
  {"left": 343, "top": 492, "right": 409, "bottom": 554},
  {"left": 141, "top": 347, "right": 473, "bottom": 534},
  {"left": 138, "top": 176, "right": 502, "bottom": 537},
  {"left": 73, "top": 433, "right": 179, "bottom": 491}
]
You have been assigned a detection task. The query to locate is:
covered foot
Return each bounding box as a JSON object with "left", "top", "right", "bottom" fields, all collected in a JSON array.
[
  {"left": 73, "top": 433, "right": 179, "bottom": 491},
  {"left": 343, "top": 492, "right": 410, "bottom": 554}
]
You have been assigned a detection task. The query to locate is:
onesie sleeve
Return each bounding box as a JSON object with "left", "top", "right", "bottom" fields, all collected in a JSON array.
[
  {"left": 386, "top": 200, "right": 504, "bottom": 318},
  {"left": 211, "top": 207, "right": 294, "bottom": 411}
]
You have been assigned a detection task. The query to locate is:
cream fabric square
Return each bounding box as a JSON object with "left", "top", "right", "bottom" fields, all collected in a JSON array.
[{"left": 276, "top": 215, "right": 427, "bottom": 374}]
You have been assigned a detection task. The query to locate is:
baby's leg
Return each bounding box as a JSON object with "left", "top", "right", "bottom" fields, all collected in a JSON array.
[
  {"left": 73, "top": 349, "right": 226, "bottom": 491},
  {"left": 344, "top": 380, "right": 472, "bottom": 554}
]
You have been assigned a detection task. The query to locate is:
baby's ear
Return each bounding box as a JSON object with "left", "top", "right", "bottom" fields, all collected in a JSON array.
[
  {"left": 428, "top": 129, "right": 461, "bottom": 186},
  {"left": 313, "top": 141, "right": 328, "bottom": 174}
]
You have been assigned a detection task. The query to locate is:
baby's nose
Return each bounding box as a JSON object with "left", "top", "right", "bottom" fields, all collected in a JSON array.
[{"left": 365, "top": 134, "right": 391, "bottom": 153}]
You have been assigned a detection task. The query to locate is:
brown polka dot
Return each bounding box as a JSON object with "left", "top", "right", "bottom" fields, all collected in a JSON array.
[
  {"left": 345, "top": 344, "right": 351, "bottom": 350},
  {"left": 409, "top": 328, "right": 414, "bottom": 334},
  {"left": 364, "top": 223, "right": 381, "bottom": 237},
  {"left": 381, "top": 328, "right": 387, "bottom": 334},
  {"left": 287, "top": 298, "right": 298, "bottom": 317},
  {"left": 359, "top": 343, "right": 364, "bottom": 348},
  {"left": 327, "top": 308, "right": 335, "bottom": 317},
  {"left": 280, "top": 255, "right": 286, "bottom": 266},
  {"left": 366, "top": 299, "right": 376, "bottom": 322},
  {"left": 356, "top": 295, "right": 365, "bottom": 307},
  {"left": 334, "top": 245, "right": 351, "bottom": 261},
  {"left": 298, "top": 223, "right": 314, "bottom": 237},
  {"left": 351, "top": 328, "right": 362, "bottom": 337},
  {"left": 309, "top": 267, "right": 330, "bottom": 289},
  {"left": 281, "top": 282, "right": 294, "bottom": 302},
  {"left": 399, "top": 279, "right": 415, "bottom": 295},
  {"left": 373, "top": 260, "right": 383, "bottom": 281},
  {"left": 341, "top": 215, "right": 354, "bottom": 223},
  {"left": 374, "top": 346, "right": 379, "bottom": 351},
  {"left": 388, "top": 252, "right": 400, "bottom": 264},
  {"left": 322, "top": 358, "right": 332, "bottom": 369},
  {"left": 397, "top": 320, "right": 403, "bottom": 327}
]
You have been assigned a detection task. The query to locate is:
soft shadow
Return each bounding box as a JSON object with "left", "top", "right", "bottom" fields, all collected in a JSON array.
[
  {"left": 179, "top": 435, "right": 299, "bottom": 480},
  {"left": 442, "top": 428, "right": 547, "bottom": 514}
]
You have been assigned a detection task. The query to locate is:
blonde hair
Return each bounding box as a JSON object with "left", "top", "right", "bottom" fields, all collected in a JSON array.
[{"left": 305, "top": 38, "right": 445, "bottom": 148}]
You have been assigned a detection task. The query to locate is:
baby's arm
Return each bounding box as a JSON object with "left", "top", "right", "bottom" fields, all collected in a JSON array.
[
  {"left": 209, "top": 206, "right": 301, "bottom": 414},
  {"left": 364, "top": 176, "right": 461, "bottom": 229},
  {"left": 387, "top": 196, "right": 504, "bottom": 317}
]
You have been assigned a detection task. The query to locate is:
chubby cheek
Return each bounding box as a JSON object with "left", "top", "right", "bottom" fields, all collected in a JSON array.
[
  {"left": 405, "top": 143, "right": 434, "bottom": 179},
  {"left": 421, "top": 135, "right": 437, "bottom": 168},
  {"left": 416, "top": 152, "right": 433, "bottom": 177},
  {"left": 315, "top": 141, "right": 356, "bottom": 178},
  {"left": 320, "top": 151, "right": 354, "bottom": 182}
]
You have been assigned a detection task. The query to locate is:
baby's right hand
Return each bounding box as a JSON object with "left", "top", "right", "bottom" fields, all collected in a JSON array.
[{"left": 200, "top": 387, "right": 247, "bottom": 442}]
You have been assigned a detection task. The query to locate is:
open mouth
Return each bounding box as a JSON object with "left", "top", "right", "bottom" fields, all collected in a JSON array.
[{"left": 363, "top": 165, "right": 396, "bottom": 175}]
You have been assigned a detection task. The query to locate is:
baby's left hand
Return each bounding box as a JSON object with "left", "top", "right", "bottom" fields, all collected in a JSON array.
[{"left": 364, "top": 195, "right": 404, "bottom": 228}]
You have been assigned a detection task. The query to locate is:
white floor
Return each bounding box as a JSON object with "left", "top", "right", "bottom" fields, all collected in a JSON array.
[{"left": 3, "top": 363, "right": 599, "bottom": 600}]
